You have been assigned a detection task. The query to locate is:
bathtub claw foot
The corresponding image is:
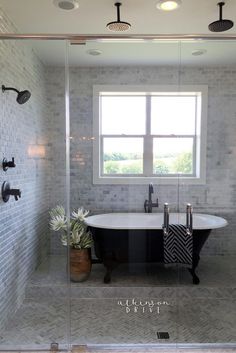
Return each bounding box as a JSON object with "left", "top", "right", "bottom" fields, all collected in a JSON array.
[
  {"left": 104, "top": 272, "right": 111, "bottom": 284},
  {"left": 188, "top": 268, "right": 200, "bottom": 285},
  {"left": 193, "top": 275, "right": 200, "bottom": 285}
]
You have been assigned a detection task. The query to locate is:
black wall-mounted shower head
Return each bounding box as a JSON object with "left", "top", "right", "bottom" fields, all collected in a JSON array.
[
  {"left": 17, "top": 90, "right": 31, "bottom": 105},
  {"left": 208, "top": 2, "right": 234, "bottom": 32},
  {"left": 2, "top": 85, "right": 31, "bottom": 104},
  {"left": 106, "top": 2, "right": 131, "bottom": 32}
]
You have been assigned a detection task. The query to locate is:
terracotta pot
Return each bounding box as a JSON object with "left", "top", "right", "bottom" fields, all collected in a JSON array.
[{"left": 70, "top": 248, "right": 92, "bottom": 282}]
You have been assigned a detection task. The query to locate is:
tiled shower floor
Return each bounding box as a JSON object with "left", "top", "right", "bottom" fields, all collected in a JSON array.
[{"left": 0, "top": 255, "right": 236, "bottom": 348}]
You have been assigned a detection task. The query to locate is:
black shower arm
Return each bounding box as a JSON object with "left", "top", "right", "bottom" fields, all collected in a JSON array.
[
  {"left": 2, "top": 85, "right": 20, "bottom": 94},
  {"left": 219, "top": 2, "right": 224, "bottom": 21},
  {"left": 117, "top": 3, "right": 121, "bottom": 22}
]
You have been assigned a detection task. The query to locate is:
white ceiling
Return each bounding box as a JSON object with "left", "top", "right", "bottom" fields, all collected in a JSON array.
[
  {"left": 1, "top": 0, "right": 236, "bottom": 35},
  {"left": 1, "top": 0, "right": 236, "bottom": 66}
]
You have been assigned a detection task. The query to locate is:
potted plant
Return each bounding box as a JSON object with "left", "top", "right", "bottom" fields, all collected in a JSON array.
[{"left": 49, "top": 205, "right": 93, "bottom": 282}]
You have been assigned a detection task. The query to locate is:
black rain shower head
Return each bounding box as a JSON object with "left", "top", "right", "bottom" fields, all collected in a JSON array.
[
  {"left": 106, "top": 2, "right": 131, "bottom": 32},
  {"left": 208, "top": 2, "right": 234, "bottom": 32},
  {"left": 2, "top": 85, "right": 31, "bottom": 104}
]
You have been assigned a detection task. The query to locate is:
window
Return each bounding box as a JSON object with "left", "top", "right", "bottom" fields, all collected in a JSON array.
[{"left": 93, "top": 85, "right": 208, "bottom": 184}]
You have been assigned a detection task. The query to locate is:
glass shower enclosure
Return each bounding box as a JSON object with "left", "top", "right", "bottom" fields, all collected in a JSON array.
[
  {"left": 0, "top": 39, "right": 71, "bottom": 350},
  {"left": 0, "top": 33, "right": 235, "bottom": 351},
  {"left": 67, "top": 37, "right": 236, "bottom": 348}
]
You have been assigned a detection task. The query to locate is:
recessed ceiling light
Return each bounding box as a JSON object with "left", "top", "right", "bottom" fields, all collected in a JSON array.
[
  {"left": 86, "top": 49, "right": 102, "bottom": 56},
  {"left": 192, "top": 49, "right": 207, "bottom": 56},
  {"left": 53, "top": 0, "right": 79, "bottom": 11},
  {"left": 156, "top": 0, "right": 182, "bottom": 11}
]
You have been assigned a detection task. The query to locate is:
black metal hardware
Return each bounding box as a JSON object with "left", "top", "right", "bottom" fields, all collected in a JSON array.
[
  {"left": 2, "top": 85, "right": 31, "bottom": 104},
  {"left": 2, "top": 157, "right": 16, "bottom": 171},
  {"left": 50, "top": 343, "right": 59, "bottom": 351},
  {"left": 106, "top": 2, "right": 131, "bottom": 31},
  {"left": 144, "top": 183, "right": 159, "bottom": 213},
  {"left": 1, "top": 181, "right": 21, "bottom": 202},
  {"left": 208, "top": 2, "right": 234, "bottom": 32},
  {"left": 157, "top": 332, "right": 170, "bottom": 339}
]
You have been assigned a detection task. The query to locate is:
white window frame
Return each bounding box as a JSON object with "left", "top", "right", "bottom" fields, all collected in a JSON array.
[{"left": 93, "top": 85, "right": 208, "bottom": 185}]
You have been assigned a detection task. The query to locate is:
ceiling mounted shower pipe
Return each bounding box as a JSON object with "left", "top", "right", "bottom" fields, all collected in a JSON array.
[{"left": 2, "top": 85, "right": 31, "bottom": 104}]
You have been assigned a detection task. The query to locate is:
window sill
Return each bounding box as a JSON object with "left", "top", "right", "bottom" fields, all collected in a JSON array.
[{"left": 93, "top": 175, "right": 206, "bottom": 185}]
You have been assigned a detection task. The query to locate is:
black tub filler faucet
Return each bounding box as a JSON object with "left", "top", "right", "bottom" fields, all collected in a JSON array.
[
  {"left": 144, "top": 183, "right": 159, "bottom": 213},
  {"left": 1, "top": 181, "right": 21, "bottom": 202}
]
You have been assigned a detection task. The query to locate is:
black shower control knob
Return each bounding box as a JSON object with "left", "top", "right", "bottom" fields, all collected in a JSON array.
[
  {"left": 10, "top": 188, "right": 22, "bottom": 201},
  {"left": 2, "top": 157, "right": 16, "bottom": 171},
  {"left": 1, "top": 181, "right": 22, "bottom": 202},
  {"left": 9, "top": 157, "right": 15, "bottom": 167}
]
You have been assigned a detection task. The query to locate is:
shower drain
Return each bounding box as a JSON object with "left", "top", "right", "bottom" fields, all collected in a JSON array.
[{"left": 157, "top": 331, "right": 170, "bottom": 339}]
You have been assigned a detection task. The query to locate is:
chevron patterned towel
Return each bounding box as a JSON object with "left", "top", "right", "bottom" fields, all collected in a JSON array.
[{"left": 163, "top": 224, "right": 193, "bottom": 265}]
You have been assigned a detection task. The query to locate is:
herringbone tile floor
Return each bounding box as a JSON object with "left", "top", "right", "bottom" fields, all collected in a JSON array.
[{"left": 0, "top": 255, "right": 235, "bottom": 349}]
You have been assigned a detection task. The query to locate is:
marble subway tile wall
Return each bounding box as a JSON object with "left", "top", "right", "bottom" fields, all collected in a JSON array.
[
  {"left": 68, "top": 66, "right": 236, "bottom": 256},
  {"left": 45, "top": 67, "right": 67, "bottom": 254},
  {"left": 0, "top": 9, "right": 52, "bottom": 329},
  {"left": 47, "top": 65, "right": 236, "bottom": 256}
]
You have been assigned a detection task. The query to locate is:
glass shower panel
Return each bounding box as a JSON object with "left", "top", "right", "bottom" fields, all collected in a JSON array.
[
  {"left": 0, "top": 39, "right": 71, "bottom": 350},
  {"left": 176, "top": 40, "right": 236, "bottom": 346},
  {"left": 68, "top": 40, "right": 182, "bottom": 347}
]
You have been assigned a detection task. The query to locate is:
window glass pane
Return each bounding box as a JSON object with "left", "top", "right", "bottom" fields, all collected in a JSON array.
[
  {"left": 103, "top": 138, "right": 143, "bottom": 174},
  {"left": 101, "top": 96, "right": 146, "bottom": 134},
  {"left": 153, "top": 138, "right": 193, "bottom": 175},
  {"left": 151, "top": 96, "right": 196, "bottom": 135}
]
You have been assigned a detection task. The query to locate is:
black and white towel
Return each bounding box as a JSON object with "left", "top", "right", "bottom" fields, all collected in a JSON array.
[{"left": 163, "top": 224, "right": 193, "bottom": 266}]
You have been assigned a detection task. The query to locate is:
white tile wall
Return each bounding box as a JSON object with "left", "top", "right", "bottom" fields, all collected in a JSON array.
[
  {"left": 48, "top": 65, "right": 236, "bottom": 256},
  {"left": 0, "top": 8, "right": 52, "bottom": 329},
  {"left": 45, "top": 68, "right": 67, "bottom": 255}
]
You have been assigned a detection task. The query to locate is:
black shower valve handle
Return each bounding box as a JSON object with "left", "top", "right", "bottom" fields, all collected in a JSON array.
[
  {"left": 2, "top": 181, "right": 21, "bottom": 202},
  {"left": 11, "top": 157, "right": 15, "bottom": 164},
  {"left": 2, "top": 157, "right": 16, "bottom": 171},
  {"left": 9, "top": 188, "right": 22, "bottom": 201},
  {"left": 8, "top": 157, "right": 15, "bottom": 168}
]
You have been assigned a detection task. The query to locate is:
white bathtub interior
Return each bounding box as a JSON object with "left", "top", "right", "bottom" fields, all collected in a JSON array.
[{"left": 85, "top": 213, "right": 228, "bottom": 230}]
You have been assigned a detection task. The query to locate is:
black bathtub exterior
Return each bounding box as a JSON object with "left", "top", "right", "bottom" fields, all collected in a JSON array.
[{"left": 90, "top": 227, "right": 211, "bottom": 285}]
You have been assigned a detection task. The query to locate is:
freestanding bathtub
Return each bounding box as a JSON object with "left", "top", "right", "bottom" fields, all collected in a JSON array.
[{"left": 85, "top": 213, "right": 228, "bottom": 285}]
